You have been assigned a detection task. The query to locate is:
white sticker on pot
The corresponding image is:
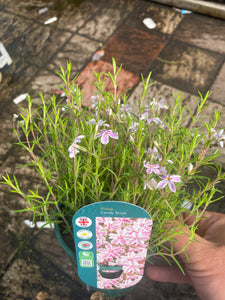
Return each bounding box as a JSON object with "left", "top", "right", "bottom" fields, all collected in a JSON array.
[
  {"left": 79, "top": 251, "right": 94, "bottom": 267},
  {"left": 77, "top": 229, "right": 92, "bottom": 239},
  {"left": 75, "top": 216, "right": 92, "bottom": 228},
  {"left": 78, "top": 241, "right": 93, "bottom": 250}
]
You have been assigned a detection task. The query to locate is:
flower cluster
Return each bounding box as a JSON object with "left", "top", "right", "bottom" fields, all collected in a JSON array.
[
  {"left": 143, "top": 160, "right": 181, "bottom": 192},
  {"left": 68, "top": 93, "right": 182, "bottom": 195},
  {"left": 96, "top": 217, "right": 152, "bottom": 289}
]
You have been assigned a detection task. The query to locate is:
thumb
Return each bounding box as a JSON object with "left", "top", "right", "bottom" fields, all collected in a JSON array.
[{"left": 145, "top": 264, "right": 191, "bottom": 284}]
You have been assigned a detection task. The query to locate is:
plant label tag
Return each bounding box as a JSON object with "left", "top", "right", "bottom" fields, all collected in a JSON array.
[{"left": 72, "top": 201, "right": 153, "bottom": 291}]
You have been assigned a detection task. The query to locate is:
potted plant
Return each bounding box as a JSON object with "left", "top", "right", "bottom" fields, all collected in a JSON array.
[{"left": 2, "top": 59, "right": 225, "bottom": 298}]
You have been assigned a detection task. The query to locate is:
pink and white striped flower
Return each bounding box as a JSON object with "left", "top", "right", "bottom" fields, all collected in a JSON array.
[
  {"left": 136, "top": 218, "right": 153, "bottom": 231},
  {"left": 116, "top": 251, "right": 144, "bottom": 268},
  {"left": 126, "top": 230, "right": 150, "bottom": 246},
  {"left": 143, "top": 178, "right": 158, "bottom": 190},
  {"left": 144, "top": 162, "right": 160, "bottom": 175},
  {"left": 68, "top": 135, "right": 85, "bottom": 158},
  {"left": 122, "top": 259, "right": 142, "bottom": 274},
  {"left": 109, "top": 229, "right": 130, "bottom": 246},
  {"left": 147, "top": 117, "right": 163, "bottom": 125},
  {"left": 158, "top": 174, "right": 181, "bottom": 193},
  {"left": 152, "top": 99, "right": 168, "bottom": 111},
  {"left": 96, "top": 129, "right": 119, "bottom": 145},
  {"left": 118, "top": 275, "right": 142, "bottom": 288},
  {"left": 96, "top": 217, "right": 120, "bottom": 232},
  {"left": 97, "top": 276, "right": 118, "bottom": 289},
  {"left": 97, "top": 243, "right": 124, "bottom": 262}
]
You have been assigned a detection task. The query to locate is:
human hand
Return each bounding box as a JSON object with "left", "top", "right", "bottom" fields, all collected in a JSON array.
[{"left": 145, "top": 211, "right": 225, "bottom": 300}]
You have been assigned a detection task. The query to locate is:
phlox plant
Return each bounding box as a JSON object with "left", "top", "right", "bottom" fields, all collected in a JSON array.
[{"left": 2, "top": 59, "right": 225, "bottom": 269}]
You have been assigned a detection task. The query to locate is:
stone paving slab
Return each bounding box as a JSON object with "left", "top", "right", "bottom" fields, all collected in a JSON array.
[
  {"left": 0, "top": 64, "right": 39, "bottom": 116},
  {"left": 125, "top": 1, "right": 183, "bottom": 35},
  {"left": 33, "top": 229, "right": 76, "bottom": 279},
  {"left": 23, "top": 28, "right": 72, "bottom": 68},
  {"left": 57, "top": 1, "right": 101, "bottom": 32},
  {"left": 0, "top": 11, "right": 36, "bottom": 43},
  {"left": 0, "top": 0, "right": 55, "bottom": 18},
  {"left": 30, "top": 69, "right": 64, "bottom": 103},
  {"left": 173, "top": 13, "right": 225, "bottom": 54},
  {"left": 150, "top": 39, "right": 224, "bottom": 95},
  {"left": 0, "top": 116, "right": 16, "bottom": 160},
  {"left": 103, "top": 24, "right": 167, "bottom": 75},
  {"left": 128, "top": 78, "right": 198, "bottom": 125},
  {"left": 75, "top": 60, "right": 140, "bottom": 106},
  {"left": 0, "top": 227, "right": 20, "bottom": 274},
  {"left": 78, "top": 7, "right": 128, "bottom": 42},
  {"left": 0, "top": 188, "right": 33, "bottom": 274},
  {"left": 0, "top": 246, "right": 90, "bottom": 299},
  {"left": 47, "top": 34, "right": 100, "bottom": 75},
  {"left": 0, "top": 10, "right": 73, "bottom": 69},
  {"left": 210, "top": 61, "right": 225, "bottom": 105}
]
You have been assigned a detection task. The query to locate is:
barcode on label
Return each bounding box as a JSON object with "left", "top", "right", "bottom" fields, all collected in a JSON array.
[{"left": 81, "top": 259, "right": 93, "bottom": 267}]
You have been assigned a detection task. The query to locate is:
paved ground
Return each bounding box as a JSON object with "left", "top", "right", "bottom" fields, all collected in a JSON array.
[{"left": 0, "top": 0, "right": 225, "bottom": 299}]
